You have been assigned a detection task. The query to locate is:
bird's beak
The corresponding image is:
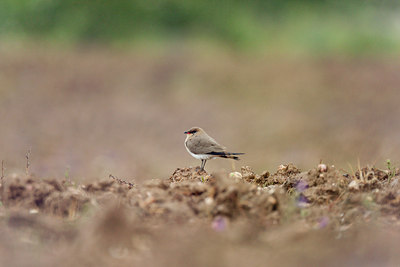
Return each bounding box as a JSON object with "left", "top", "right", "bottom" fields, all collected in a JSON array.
[{"left": 184, "top": 131, "right": 189, "bottom": 134}]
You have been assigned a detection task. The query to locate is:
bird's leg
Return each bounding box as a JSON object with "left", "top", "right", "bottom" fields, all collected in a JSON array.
[
  {"left": 200, "top": 159, "right": 205, "bottom": 171},
  {"left": 201, "top": 160, "right": 207, "bottom": 171}
]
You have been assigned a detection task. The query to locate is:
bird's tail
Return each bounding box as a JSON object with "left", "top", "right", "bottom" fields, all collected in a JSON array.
[{"left": 208, "top": 152, "right": 245, "bottom": 160}]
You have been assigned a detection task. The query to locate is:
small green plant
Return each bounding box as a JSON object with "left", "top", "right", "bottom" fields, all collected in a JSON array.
[
  {"left": 63, "top": 166, "right": 77, "bottom": 187},
  {"left": 64, "top": 166, "right": 70, "bottom": 180},
  {"left": 386, "top": 159, "right": 396, "bottom": 182}
]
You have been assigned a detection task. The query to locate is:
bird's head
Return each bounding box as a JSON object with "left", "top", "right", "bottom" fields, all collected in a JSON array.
[{"left": 184, "top": 127, "right": 203, "bottom": 136}]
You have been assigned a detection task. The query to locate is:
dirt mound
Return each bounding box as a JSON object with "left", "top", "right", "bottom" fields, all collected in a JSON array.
[
  {"left": 5, "top": 177, "right": 135, "bottom": 218},
  {"left": 1, "top": 167, "right": 280, "bottom": 221},
  {"left": 169, "top": 167, "right": 210, "bottom": 182},
  {"left": 264, "top": 163, "right": 302, "bottom": 189},
  {"left": 6, "top": 178, "right": 89, "bottom": 217},
  {"left": 83, "top": 179, "right": 133, "bottom": 194},
  {"left": 1, "top": 163, "right": 400, "bottom": 267},
  {"left": 145, "top": 172, "right": 279, "bottom": 220},
  {"left": 2, "top": 164, "right": 399, "bottom": 223},
  {"left": 240, "top": 166, "right": 270, "bottom": 185}
]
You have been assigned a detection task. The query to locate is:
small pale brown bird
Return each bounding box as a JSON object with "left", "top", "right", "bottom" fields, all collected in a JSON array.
[{"left": 184, "top": 127, "right": 244, "bottom": 171}]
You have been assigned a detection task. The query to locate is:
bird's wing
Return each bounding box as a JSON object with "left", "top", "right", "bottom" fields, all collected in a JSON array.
[{"left": 187, "top": 135, "right": 226, "bottom": 155}]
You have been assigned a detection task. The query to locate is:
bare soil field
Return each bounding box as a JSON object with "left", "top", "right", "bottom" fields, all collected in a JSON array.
[
  {"left": 1, "top": 163, "right": 400, "bottom": 266},
  {"left": 1, "top": 45, "right": 400, "bottom": 181},
  {"left": 1, "top": 45, "right": 400, "bottom": 266}
]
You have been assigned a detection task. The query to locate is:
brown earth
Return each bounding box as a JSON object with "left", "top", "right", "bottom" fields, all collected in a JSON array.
[
  {"left": 1, "top": 163, "right": 400, "bottom": 266},
  {"left": 2, "top": 45, "right": 400, "bottom": 182},
  {"left": 1, "top": 44, "right": 400, "bottom": 266}
]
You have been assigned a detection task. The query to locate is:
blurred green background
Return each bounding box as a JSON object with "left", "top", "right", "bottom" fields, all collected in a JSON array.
[
  {"left": 1, "top": 0, "right": 400, "bottom": 54},
  {"left": 1, "top": 0, "right": 400, "bottom": 182}
]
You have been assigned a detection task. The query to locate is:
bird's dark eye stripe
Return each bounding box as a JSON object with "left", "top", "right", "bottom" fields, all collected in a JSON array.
[{"left": 189, "top": 130, "right": 197, "bottom": 134}]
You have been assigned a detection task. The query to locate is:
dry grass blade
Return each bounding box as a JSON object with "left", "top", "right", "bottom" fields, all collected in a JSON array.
[{"left": 357, "top": 158, "right": 364, "bottom": 182}]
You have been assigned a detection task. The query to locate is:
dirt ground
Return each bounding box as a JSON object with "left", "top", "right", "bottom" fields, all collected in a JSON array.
[
  {"left": 2, "top": 45, "right": 400, "bottom": 266},
  {"left": 2, "top": 45, "right": 400, "bottom": 181},
  {"left": 1, "top": 162, "right": 400, "bottom": 267}
]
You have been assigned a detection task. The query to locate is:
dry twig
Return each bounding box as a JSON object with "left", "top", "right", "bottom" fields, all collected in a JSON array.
[
  {"left": 1, "top": 160, "right": 5, "bottom": 204},
  {"left": 26, "top": 149, "right": 31, "bottom": 176},
  {"left": 1, "top": 160, "right": 4, "bottom": 181},
  {"left": 109, "top": 174, "right": 135, "bottom": 189}
]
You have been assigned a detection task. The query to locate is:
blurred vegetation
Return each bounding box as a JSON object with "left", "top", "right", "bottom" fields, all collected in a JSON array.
[{"left": 1, "top": 0, "right": 400, "bottom": 54}]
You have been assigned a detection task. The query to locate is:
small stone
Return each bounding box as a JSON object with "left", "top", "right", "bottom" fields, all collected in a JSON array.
[
  {"left": 267, "top": 196, "right": 277, "bottom": 205},
  {"left": 29, "top": 209, "right": 39, "bottom": 214},
  {"left": 278, "top": 165, "right": 286, "bottom": 171},
  {"left": 204, "top": 197, "right": 214, "bottom": 205},
  {"left": 229, "top": 172, "right": 242, "bottom": 179},
  {"left": 318, "top": 164, "right": 328, "bottom": 173},
  {"left": 348, "top": 180, "right": 359, "bottom": 191}
]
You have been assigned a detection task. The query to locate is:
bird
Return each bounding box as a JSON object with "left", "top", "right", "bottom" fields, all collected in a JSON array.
[{"left": 184, "top": 127, "right": 244, "bottom": 171}]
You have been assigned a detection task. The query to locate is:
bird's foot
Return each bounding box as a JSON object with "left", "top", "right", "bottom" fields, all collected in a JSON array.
[{"left": 195, "top": 166, "right": 206, "bottom": 173}]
